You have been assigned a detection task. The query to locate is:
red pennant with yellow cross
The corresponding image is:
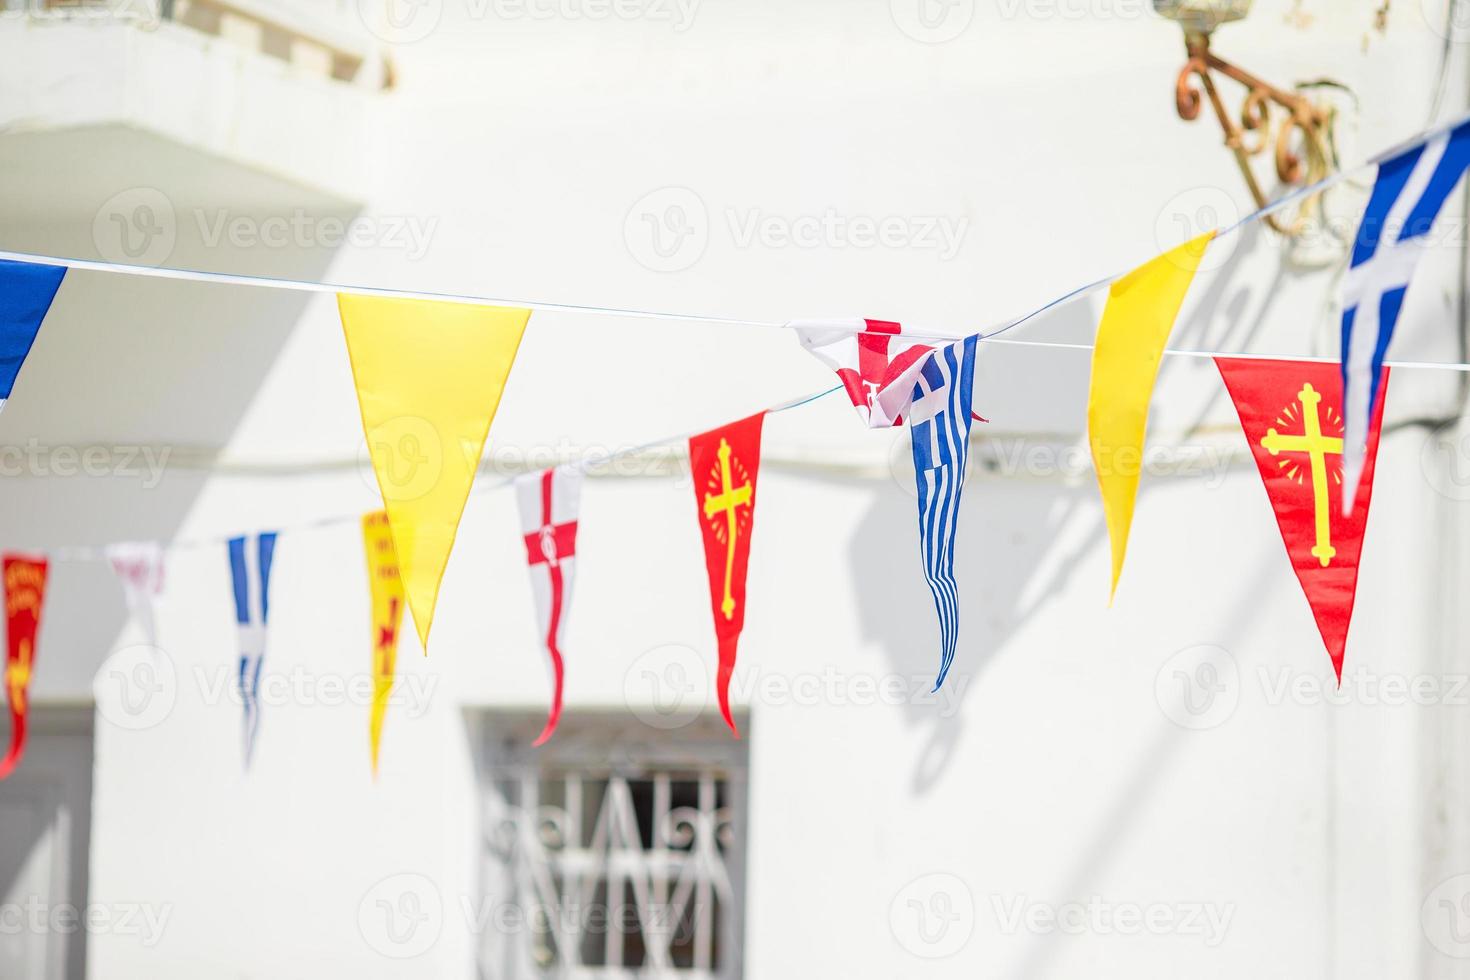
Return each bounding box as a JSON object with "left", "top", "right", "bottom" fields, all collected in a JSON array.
[
  {"left": 1, "top": 554, "right": 48, "bottom": 781},
  {"left": 690, "top": 411, "right": 765, "bottom": 737},
  {"left": 1215, "top": 358, "right": 1388, "bottom": 681}
]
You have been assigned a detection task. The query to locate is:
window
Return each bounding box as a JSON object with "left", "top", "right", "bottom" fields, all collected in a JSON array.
[{"left": 475, "top": 713, "right": 747, "bottom": 979}]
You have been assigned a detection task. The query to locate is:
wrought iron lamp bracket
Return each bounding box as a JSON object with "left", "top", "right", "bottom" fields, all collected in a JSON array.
[{"left": 1175, "top": 32, "right": 1338, "bottom": 237}]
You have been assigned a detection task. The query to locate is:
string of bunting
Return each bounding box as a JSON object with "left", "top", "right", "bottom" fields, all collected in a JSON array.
[{"left": 0, "top": 112, "right": 1468, "bottom": 778}]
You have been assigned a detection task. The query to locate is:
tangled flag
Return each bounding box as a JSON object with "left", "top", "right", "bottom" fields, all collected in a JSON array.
[
  {"left": 516, "top": 466, "right": 582, "bottom": 746},
  {"left": 1340, "top": 119, "right": 1470, "bottom": 514},
  {"left": 107, "top": 542, "right": 164, "bottom": 651},
  {"left": 794, "top": 318, "right": 943, "bottom": 427},
  {"left": 0, "top": 259, "right": 65, "bottom": 413},
  {"left": 1087, "top": 231, "right": 1215, "bottom": 601},
  {"left": 793, "top": 318, "right": 984, "bottom": 427},
  {"left": 908, "top": 336, "right": 979, "bottom": 690},
  {"left": 362, "top": 512, "right": 404, "bottom": 777},
  {"left": 690, "top": 412, "right": 765, "bottom": 736},
  {"left": 1216, "top": 358, "right": 1388, "bottom": 681},
  {"left": 228, "top": 533, "right": 277, "bottom": 767},
  {"left": 338, "top": 294, "right": 530, "bottom": 652},
  {"left": 0, "top": 555, "right": 48, "bottom": 781}
]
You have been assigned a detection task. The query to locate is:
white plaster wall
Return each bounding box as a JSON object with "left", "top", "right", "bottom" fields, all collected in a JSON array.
[{"left": 2, "top": 1, "right": 1470, "bottom": 977}]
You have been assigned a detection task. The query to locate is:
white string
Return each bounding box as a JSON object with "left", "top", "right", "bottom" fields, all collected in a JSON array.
[
  {"left": 977, "top": 337, "right": 1470, "bottom": 372},
  {"left": 23, "top": 107, "right": 1470, "bottom": 561},
  {"left": 4, "top": 108, "right": 1468, "bottom": 347},
  {"left": 44, "top": 384, "right": 845, "bottom": 563}
]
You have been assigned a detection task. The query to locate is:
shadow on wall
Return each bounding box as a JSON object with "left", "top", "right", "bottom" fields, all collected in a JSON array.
[
  {"left": 0, "top": 123, "right": 362, "bottom": 695},
  {"left": 844, "top": 217, "right": 1328, "bottom": 797},
  {"left": 848, "top": 465, "right": 1097, "bottom": 797}
]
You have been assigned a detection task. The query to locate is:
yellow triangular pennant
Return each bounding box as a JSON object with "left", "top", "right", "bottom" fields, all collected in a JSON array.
[
  {"left": 338, "top": 294, "right": 530, "bottom": 651},
  {"left": 1087, "top": 231, "right": 1215, "bottom": 602}
]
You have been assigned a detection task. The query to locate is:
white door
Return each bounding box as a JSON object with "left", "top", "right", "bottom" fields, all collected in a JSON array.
[{"left": 0, "top": 709, "right": 94, "bottom": 980}]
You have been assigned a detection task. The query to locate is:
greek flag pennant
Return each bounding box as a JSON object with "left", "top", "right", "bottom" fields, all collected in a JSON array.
[
  {"left": 228, "top": 533, "right": 277, "bottom": 768},
  {"left": 515, "top": 466, "right": 583, "bottom": 746},
  {"left": 907, "top": 335, "right": 979, "bottom": 690},
  {"left": 0, "top": 258, "right": 65, "bottom": 413},
  {"left": 1340, "top": 120, "right": 1470, "bottom": 514}
]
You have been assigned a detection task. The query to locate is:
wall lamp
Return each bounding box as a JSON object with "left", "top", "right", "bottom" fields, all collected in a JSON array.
[{"left": 1155, "top": 0, "right": 1341, "bottom": 238}]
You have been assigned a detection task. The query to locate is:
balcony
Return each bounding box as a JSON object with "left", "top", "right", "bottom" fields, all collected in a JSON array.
[{"left": 0, "top": 0, "right": 386, "bottom": 197}]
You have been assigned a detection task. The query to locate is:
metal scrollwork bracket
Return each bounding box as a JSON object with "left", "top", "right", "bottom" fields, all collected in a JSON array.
[{"left": 1175, "top": 32, "right": 1341, "bottom": 237}]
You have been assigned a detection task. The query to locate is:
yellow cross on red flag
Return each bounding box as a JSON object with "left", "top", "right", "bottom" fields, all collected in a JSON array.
[
  {"left": 1216, "top": 357, "right": 1388, "bottom": 681},
  {"left": 338, "top": 294, "right": 530, "bottom": 653},
  {"left": 689, "top": 411, "right": 766, "bottom": 737},
  {"left": 0, "top": 554, "right": 47, "bottom": 781},
  {"left": 1087, "top": 231, "right": 1215, "bottom": 601}
]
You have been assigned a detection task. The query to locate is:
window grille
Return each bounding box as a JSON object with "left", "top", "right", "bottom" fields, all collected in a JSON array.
[{"left": 475, "top": 713, "right": 747, "bottom": 980}]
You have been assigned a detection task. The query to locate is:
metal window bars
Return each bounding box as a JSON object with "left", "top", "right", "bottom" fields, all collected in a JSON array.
[{"left": 475, "top": 715, "right": 748, "bottom": 979}]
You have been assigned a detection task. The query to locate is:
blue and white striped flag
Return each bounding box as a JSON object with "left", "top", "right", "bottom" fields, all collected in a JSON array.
[
  {"left": 228, "top": 532, "right": 277, "bottom": 768},
  {"left": 908, "top": 334, "right": 978, "bottom": 690},
  {"left": 1341, "top": 119, "right": 1470, "bottom": 513}
]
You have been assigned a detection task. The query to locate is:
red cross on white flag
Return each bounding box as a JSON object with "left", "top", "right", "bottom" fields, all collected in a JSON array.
[
  {"left": 792, "top": 318, "right": 984, "bottom": 428},
  {"left": 515, "top": 466, "right": 582, "bottom": 745}
]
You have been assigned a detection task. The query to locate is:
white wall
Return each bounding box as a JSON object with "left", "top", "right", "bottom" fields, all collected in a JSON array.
[{"left": 3, "top": 0, "right": 1470, "bottom": 976}]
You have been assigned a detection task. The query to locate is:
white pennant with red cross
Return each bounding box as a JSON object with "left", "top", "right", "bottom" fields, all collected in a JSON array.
[
  {"left": 515, "top": 466, "right": 582, "bottom": 745},
  {"left": 792, "top": 317, "right": 985, "bottom": 428}
]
